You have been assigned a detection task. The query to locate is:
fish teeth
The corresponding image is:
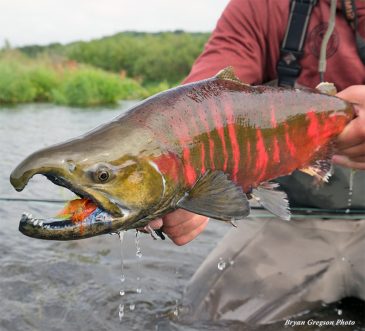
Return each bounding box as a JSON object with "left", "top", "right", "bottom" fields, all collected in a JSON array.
[{"left": 22, "top": 212, "right": 33, "bottom": 220}]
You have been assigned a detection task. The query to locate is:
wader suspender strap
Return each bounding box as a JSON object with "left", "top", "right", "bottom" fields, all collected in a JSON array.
[
  {"left": 277, "top": 0, "right": 317, "bottom": 87},
  {"left": 342, "top": 0, "right": 365, "bottom": 64}
]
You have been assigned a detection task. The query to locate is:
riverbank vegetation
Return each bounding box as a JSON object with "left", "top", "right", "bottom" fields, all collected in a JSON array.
[{"left": 0, "top": 31, "right": 209, "bottom": 106}]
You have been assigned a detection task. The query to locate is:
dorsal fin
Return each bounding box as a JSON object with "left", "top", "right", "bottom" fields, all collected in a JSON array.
[
  {"left": 215, "top": 66, "right": 249, "bottom": 85},
  {"left": 315, "top": 82, "right": 337, "bottom": 96}
]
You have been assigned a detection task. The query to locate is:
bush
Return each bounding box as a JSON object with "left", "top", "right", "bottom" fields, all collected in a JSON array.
[
  {"left": 28, "top": 66, "right": 60, "bottom": 101},
  {"left": 52, "top": 68, "right": 145, "bottom": 106},
  {"left": 0, "top": 61, "right": 37, "bottom": 103},
  {"left": 0, "top": 44, "right": 180, "bottom": 106},
  {"left": 63, "top": 32, "right": 209, "bottom": 84}
]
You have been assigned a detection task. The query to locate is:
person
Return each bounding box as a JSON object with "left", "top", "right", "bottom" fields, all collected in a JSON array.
[{"left": 150, "top": 0, "right": 365, "bottom": 323}]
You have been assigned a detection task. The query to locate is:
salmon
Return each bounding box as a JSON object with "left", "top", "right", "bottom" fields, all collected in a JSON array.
[{"left": 10, "top": 67, "right": 354, "bottom": 240}]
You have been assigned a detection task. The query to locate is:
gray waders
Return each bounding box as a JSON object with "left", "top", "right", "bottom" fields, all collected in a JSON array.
[{"left": 182, "top": 166, "right": 365, "bottom": 324}]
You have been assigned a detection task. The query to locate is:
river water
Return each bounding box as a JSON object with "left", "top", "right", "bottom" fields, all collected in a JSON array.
[{"left": 0, "top": 103, "right": 364, "bottom": 331}]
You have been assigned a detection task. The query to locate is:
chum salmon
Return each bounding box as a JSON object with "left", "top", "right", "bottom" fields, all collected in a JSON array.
[{"left": 10, "top": 67, "right": 354, "bottom": 240}]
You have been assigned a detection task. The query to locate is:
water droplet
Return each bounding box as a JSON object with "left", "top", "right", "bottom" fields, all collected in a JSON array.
[
  {"left": 118, "top": 304, "right": 124, "bottom": 321},
  {"left": 217, "top": 257, "right": 226, "bottom": 271},
  {"left": 337, "top": 308, "right": 343, "bottom": 316},
  {"left": 135, "top": 231, "right": 142, "bottom": 294},
  {"left": 135, "top": 232, "right": 142, "bottom": 259},
  {"left": 117, "top": 231, "right": 127, "bottom": 320},
  {"left": 129, "top": 303, "right": 135, "bottom": 311},
  {"left": 345, "top": 169, "right": 356, "bottom": 213},
  {"left": 173, "top": 308, "right": 179, "bottom": 317},
  {"left": 229, "top": 260, "right": 235, "bottom": 266}
]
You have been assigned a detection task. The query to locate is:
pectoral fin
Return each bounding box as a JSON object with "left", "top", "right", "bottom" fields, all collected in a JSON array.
[
  {"left": 299, "top": 142, "right": 335, "bottom": 183},
  {"left": 299, "top": 160, "right": 333, "bottom": 183},
  {"left": 252, "top": 182, "right": 291, "bottom": 220},
  {"left": 177, "top": 170, "right": 250, "bottom": 221}
]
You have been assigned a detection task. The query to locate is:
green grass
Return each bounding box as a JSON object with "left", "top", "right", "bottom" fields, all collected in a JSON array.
[
  {"left": 0, "top": 61, "right": 37, "bottom": 103},
  {"left": 0, "top": 51, "right": 171, "bottom": 106},
  {"left": 54, "top": 69, "right": 133, "bottom": 106}
]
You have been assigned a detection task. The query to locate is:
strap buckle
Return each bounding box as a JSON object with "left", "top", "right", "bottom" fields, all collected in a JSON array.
[{"left": 276, "top": 0, "right": 318, "bottom": 87}]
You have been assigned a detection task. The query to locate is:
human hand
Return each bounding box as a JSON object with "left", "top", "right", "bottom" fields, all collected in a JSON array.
[
  {"left": 332, "top": 85, "right": 365, "bottom": 169},
  {"left": 152, "top": 209, "right": 209, "bottom": 246}
]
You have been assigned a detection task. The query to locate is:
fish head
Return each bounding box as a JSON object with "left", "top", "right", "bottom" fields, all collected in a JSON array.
[{"left": 10, "top": 123, "right": 167, "bottom": 240}]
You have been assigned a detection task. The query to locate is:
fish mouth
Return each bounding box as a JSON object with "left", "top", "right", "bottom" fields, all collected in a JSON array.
[
  {"left": 18, "top": 208, "right": 115, "bottom": 240},
  {"left": 17, "top": 175, "right": 141, "bottom": 241}
]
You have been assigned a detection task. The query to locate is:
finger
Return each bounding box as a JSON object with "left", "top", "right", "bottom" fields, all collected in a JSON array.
[
  {"left": 162, "top": 209, "right": 199, "bottom": 227},
  {"left": 162, "top": 214, "right": 208, "bottom": 237},
  {"left": 137, "top": 218, "right": 163, "bottom": 232},
  {"left": 336, "top": 116, "right": 365, "bottom": 150},
  {"left": 336, "top": 142, "right": 365, "bottom": 158},
  {"left": 147, "top": 218, "right": 163, "bottom": 229},
  {"left": 168, "top": 218, "right": 209, "bottom": 246},
  {"left": 336, "top": 85, "right": 365, "bottom": 105},
  {"left": 349, "top": 156, "right": 365, "bottom": 163},
  {"left": 332, "top": 155, "right": 365, "bottom": 170}
]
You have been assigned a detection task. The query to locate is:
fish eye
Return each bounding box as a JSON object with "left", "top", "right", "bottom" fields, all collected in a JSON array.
[
  {"left": 87, "top": 164, "right": 115, "bottom": 183},
  {"left": 97, "top": 169, "right": 110, "bottom": 182}
]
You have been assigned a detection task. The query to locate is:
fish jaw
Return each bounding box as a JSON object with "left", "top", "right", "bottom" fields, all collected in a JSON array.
[
  {"left": 18, "top": 208, "right": 144, "bottom": 240},
  {"left": 10, "top": 168, "right": 146, "bottom": 239}
]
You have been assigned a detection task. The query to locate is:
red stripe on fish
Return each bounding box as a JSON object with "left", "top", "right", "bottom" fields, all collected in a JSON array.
[
  {"left": 223, "top": 96, "right": 240, "bottom": 181},
  {"left": 227, "top": 123, "right": 240, "bottom": 181},
  {"left": 153, "top": 152, "right": 180, "bottom": 183},
  {"left": 182, "top": 146, "right": 196, "bottom": 186},
  {"left": 255, "top": 129, "right": 269, "bottom": 180},
  {"left": 188, "top": 105, "right": 206, "bottom": 175},
  {"left": 210, "top": 100, "right": 228, "bottom": 171},
  {"left": 168, "top": 108, "right": 197, "bottom": 186},
  {"left": 196, "top": 105, "right": 215, "bottom": 170},
  {"left": 306, "top": 109, "right": 320, "bottom": 143},
  {"left": 270, "top": 106, "right": 278, "bottom": 128},
  {"left": 272, "top": 135, "right": 280, "bottom": 163},
  {"left": 284, "top": 123, "right": 296, "bottom": 157}
]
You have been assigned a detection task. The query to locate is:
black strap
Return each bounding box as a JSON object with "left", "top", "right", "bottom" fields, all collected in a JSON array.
[
  {"left": 342, "top": 0, "right": 365, "bottom": 64},
  {"left": 277, "top": 0, "right": 318, "bottom": 87}
]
